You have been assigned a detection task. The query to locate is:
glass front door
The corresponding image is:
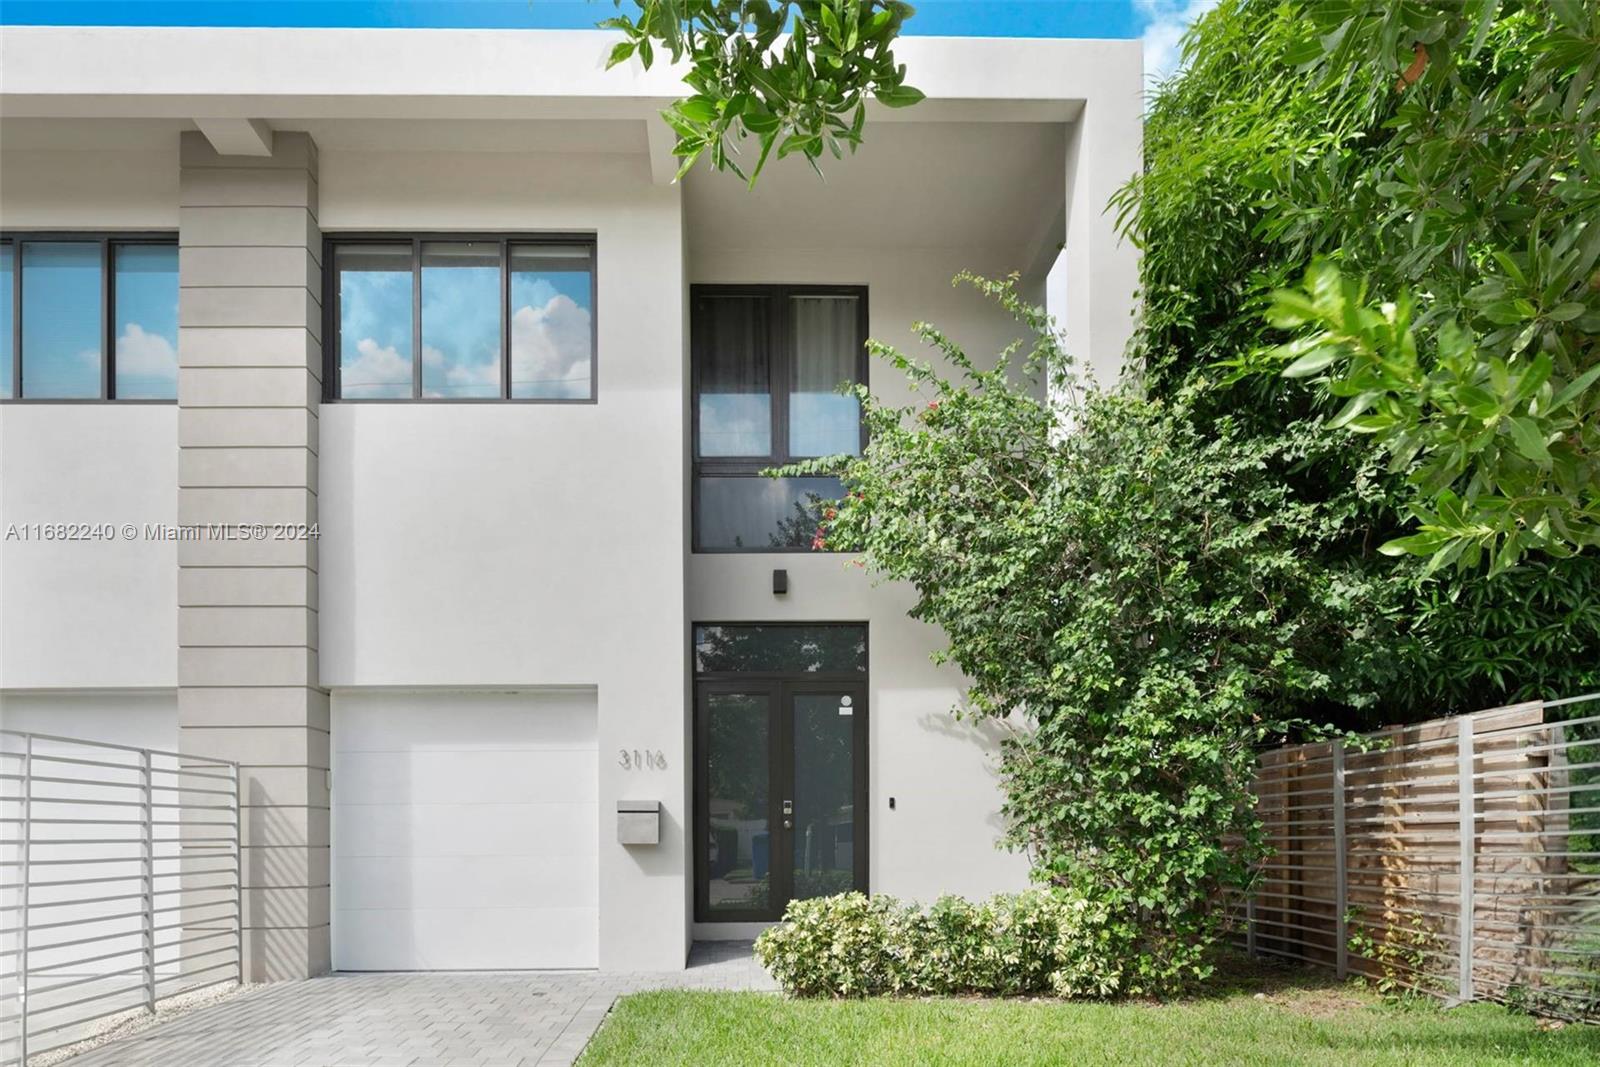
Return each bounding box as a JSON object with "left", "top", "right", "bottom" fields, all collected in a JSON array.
[{"left": 694, "top": 624, "right": 868, "bottom": 922}]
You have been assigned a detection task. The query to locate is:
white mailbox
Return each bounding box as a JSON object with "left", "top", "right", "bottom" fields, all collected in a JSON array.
[{"left": 617, "top": 799, "right": 661, "bottom": 845}]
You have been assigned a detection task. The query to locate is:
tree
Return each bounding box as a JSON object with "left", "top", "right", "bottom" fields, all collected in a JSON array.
[
  {"left": 603, "top": 1, "right": 923, "bottom": 184},
  {"left": 1114, "top": 0, "right": 1600, "bottom": 714},
  {"left": 789, "top": 276, "right": 1393, "bottom": 989},
  {"left": 1221, "top": 1, "right": 1599, "bottom": 573}
]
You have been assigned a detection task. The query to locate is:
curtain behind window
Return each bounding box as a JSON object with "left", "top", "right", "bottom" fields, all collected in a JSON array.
[
  {"left": 696, "top": 295, "right": 772, "bottom": 457},
  {"left": 790, "top": 295, "right": 861, "bottom": 457}
]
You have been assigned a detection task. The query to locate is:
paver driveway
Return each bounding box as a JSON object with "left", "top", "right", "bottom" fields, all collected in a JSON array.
[{"left": 59, "top": 942, "right": 776, "bottom": 1067}]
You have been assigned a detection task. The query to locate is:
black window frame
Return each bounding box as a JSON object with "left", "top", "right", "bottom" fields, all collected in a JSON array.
[
  {"left": 322, "top": 232, "right": 599, "bottom": 404},
  {"left": 691, "top": 283, "right": 869, "bottom": 553},
  {"left": 0, "top": 231, "right": 180, "bottom": 404}
]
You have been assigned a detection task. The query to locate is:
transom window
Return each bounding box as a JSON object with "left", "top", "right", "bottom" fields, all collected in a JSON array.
[
  {"left": 692, "top": 284, "right": 867, "bottom": 551},
  {"left": 326, "top": 235, "right": 596, "bottom": 401},
  {"left": 0, "top": 233, "right": 179, "bottom": 401}
]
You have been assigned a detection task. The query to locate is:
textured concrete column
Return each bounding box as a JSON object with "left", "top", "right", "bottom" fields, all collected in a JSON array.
[{"left": 177, "top": 130, "right": 329, "bottom": 980}]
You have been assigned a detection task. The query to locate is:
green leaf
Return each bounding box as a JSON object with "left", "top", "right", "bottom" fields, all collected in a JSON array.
[
  {"left": 819, "top": 2, "right": 842, "bottom": 43},
  {"left": 1328, "top": 392, "right": 1381, "bottom": 428},
  {"left": 777, "top": 132, "right": 823, "bottom": 159},
  {"left": 1552, "top": 363, "right": 1600, "bottom": 409},
  {"left": 605, "top": 40, "right": 636, "bottom": 70},
  {"left": 875, "top": 84, "right": 925, "bottom": 108},
  {"left": 1505, "top": 417, "right": 1552, "bottom": 463},
  {"left": 1282, "top": 347, "right": 1340, "bottom": 378},
  {"left": 1510, "top": 353, "right": 1553, "bottom": 406},
  {"left": 676, "top": 97, "right": 719, "bottom": 124},
  {"left": 1379, "top": 532, "right": 1447, "bottom": 557},
  {"left": 1466, "top": 0, "right": 1500, "bottom": 60},
  {"left": 742, "top": 112, "right": 782, "bottom": 138}
]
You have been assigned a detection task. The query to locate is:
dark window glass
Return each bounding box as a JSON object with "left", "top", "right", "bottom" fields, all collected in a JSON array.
[
  {"left": 691, "top": 285, "right": 864, "bottom": 551},
  {"left": 112, "top": 245, "right": 179, "bottom": 399},
  {"left": 694, "top": 624, "right": 867, "bottom": 675},
  {"left": 22, "top": 242, "right": 101, "bottom": 398},
  {"left": 336, "top": 244, "right": 414, "bottom": 399},
  {"left": 0, "top": 244, "right": 12, "bottom": 399},
  {"left": 704, "top": 692, "right": 771, "bottom": 914},
  {"left": 789, "top": 295, "right": 861, "bottom": 457},
  {"left": 792, "top": 691, "right": 858, "bottom": 900},
  {"left": 510, "top": 244, "right": 594, "bottom": 399},
  {"left": 695, "top": 295, "right": 771, "bottom": 457},
  {"left": 697, "top": 475, "right": 843, "bottom": 551}
]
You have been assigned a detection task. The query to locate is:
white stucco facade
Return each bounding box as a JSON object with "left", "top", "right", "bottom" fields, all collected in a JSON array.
[{"left": 0, "top": 26, "right": 1141, "bottom": 976}]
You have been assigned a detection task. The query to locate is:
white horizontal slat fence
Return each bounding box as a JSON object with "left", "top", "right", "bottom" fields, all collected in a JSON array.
[{"left": 0, "top": 729, "right": 242, "bottom": 1065}]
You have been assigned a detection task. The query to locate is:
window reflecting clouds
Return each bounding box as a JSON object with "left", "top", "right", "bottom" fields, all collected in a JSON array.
[
  {"left": 510, "top": 245, "right": 593, "bottom": 400},
  {"left": 337, "top": 244, "right": 414, "bottom": 399},
  {"left": 422, "top": 242, "right": 501, "bottom": 399},
  {"left": 22, "top": 242, "right": 102, "bottom": 398},
  {"left": 330, "top": 237, "right": 595, "bottom": 401},
  {"left": 113, "top": 245, "right": 178, "bottom": 399}
]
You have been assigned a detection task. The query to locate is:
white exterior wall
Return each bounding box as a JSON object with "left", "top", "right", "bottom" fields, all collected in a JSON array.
[
  {"left": 0, "top": 407, "right": 180, "bottom": 690},
  {"left": 315, "top": 147, "right": 689, "bottom": 971},
  {"left": 0, "top": 129, "right": 179, "bottom": 231},
  {"left": 687, "top": 245, "right": 1038, "bottom": 905}
]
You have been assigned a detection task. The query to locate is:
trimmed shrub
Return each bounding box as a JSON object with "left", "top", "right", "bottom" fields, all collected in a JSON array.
[{"left": 753, "top": 890, "right": 1151, "bottom": 999}]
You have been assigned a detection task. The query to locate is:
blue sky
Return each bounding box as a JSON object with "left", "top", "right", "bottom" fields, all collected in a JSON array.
[{"left": 0, "top": 2, "right": 1215, "bottom": 81}]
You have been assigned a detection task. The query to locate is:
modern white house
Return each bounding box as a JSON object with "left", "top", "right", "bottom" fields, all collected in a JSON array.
[{"left": 0, "top": 25, "right": 1141, "bottom": 979}]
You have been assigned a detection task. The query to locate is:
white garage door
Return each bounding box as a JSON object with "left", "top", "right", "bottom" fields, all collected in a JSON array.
[{"left": 332, "top": 690, "right": 598, "bottom": 970}]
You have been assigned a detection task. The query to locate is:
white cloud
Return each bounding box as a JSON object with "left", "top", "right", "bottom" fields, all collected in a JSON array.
[
  {"left": 114, "top": 323, "right": 178, "bottom": 383},
  {"left": 342, "top": 337, "right": 412, "bottom": 398},
  {"left": 341, "top": 293, "right": 592, "bottom": 399},
  {"left": 424, "top": 342, "right": 499, "bottom": 397},
  {"left": 511, "top": 293, "right": 592, "bottom": 399},
  {"left": 1139, "top": 0, "right": 1220, "bottom": 87}
]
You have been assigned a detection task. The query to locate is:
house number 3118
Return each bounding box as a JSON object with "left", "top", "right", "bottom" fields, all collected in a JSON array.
[{"left": 619, "top": 749, "right": 666, "bottom": 771}]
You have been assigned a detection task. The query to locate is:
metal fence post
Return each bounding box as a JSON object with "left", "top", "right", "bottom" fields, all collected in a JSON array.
[
  {"left": 18, "top": 734, "right": 33, "bottom": 1065},
  {"left": 233, "top": 763, "right": 244, "bottom": 987},
  {"left": 140, "top": 749, "right": 156, "bottom": 1016},
  {"left": 1457, "top": 715, "right": 1475, "bottom": 1003},
  {"left": 1332, "top": 740, "right": 1348, "bottom": 979},
  {"left": 1245, "top": 896, "right": 1257, "bottom": 957}
]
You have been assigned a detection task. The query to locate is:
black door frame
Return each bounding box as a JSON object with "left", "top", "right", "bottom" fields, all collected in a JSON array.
[{"left": 693, "top": 675, "right": 869, "bottom": 923}]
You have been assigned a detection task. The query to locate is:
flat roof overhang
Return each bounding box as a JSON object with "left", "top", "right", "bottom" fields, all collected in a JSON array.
[{"left": 0, "top": 26, "right": 1134, "bottom": 122}]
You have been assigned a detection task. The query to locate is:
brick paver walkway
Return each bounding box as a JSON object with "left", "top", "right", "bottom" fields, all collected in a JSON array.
[{"left": 59, "top": 942, "right": 777, "bottom": 1067}]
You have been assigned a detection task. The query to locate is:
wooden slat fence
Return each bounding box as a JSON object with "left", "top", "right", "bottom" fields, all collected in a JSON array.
[{"left": 1230, "top": 693, "right": 1600, "bottom": 1021}]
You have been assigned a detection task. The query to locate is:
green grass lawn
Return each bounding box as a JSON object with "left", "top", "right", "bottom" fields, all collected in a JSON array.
[{"left": 580, "top": 966, "right": 1599, "bottom": 1066}]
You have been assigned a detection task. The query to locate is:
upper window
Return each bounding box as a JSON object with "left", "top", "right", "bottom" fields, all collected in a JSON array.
[
  {"left": 692, "top": 285, "right": 866, "bottom": 551},
  {"left": 0, "top": 234, "right": 179, "bottom": 401},
  {"left": 327, "top": 235, "right": 596, "bottom": 401}
]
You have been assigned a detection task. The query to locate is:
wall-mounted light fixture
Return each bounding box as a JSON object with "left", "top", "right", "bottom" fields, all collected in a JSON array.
[{"left": 772, "top": 568, "right": 788, "bottom": 595}]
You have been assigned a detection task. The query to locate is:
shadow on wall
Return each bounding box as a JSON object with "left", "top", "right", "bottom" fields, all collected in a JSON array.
[
  {"left": 914, "top": 705, "right": 1018, "bottom": 838},
  {"left": 243, "top": 767, "right": 345, "bottom": 980}
]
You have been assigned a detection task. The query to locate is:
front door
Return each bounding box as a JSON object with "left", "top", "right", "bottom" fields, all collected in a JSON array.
[{"left": 693, "top": 625, "right": 868, "bottom": 922}]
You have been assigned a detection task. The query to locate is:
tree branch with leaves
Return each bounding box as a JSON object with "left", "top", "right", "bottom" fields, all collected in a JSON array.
[{"left": 603, "top": 1, "right": 924, "bottom": 184}]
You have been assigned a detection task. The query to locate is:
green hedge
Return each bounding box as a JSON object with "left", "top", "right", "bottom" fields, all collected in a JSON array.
[{"left": 753, "top": 890, "right": 1157, "bottom": 999}]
